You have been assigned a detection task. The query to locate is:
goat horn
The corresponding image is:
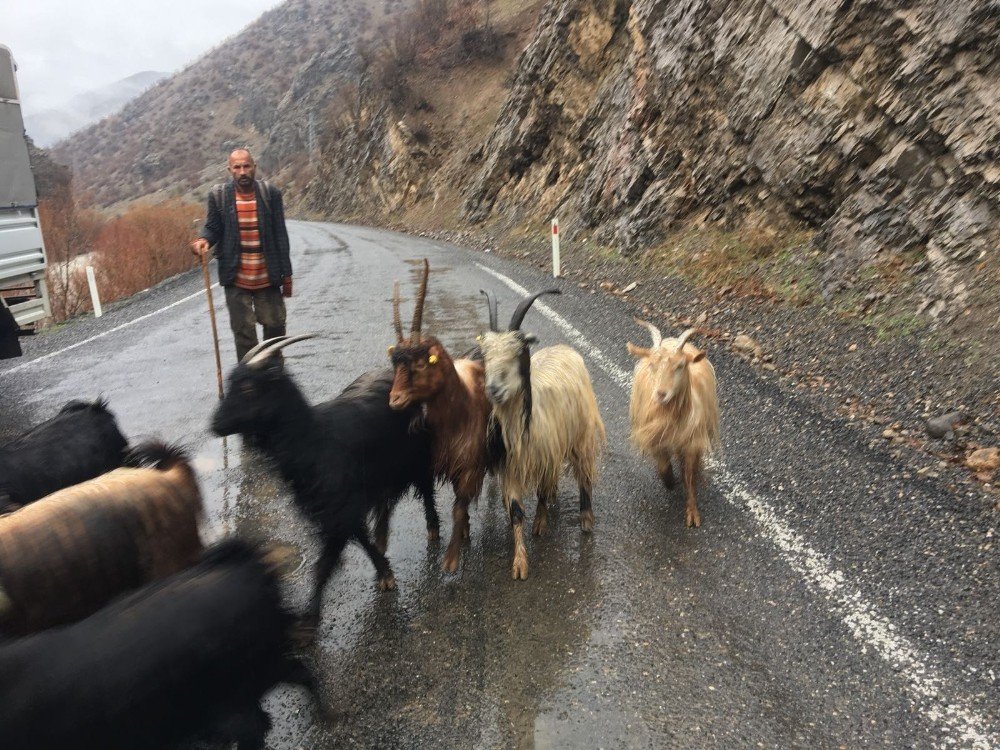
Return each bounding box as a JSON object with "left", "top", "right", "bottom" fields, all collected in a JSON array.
[
  {"left": 410, "top": 258, "right": 430, "bottom": 343},
  {"left": 509, "top": 288, "right": 561, "bottom": 331},
  {"left": 247, "top": 334, "right": 315, "bottom": 368},
  {"left": 633, "top": 317, "right": 662, "bottom": 348},
  {"left": 674, "top": 327, "right": 698, "bottom": 353},
  {"left": 392, "top": 281, "right": 404, "bottom": 342},
  {"left": 240, "top": 336, "right": 285, "bottom": 364},
  {"left": 480, "top": 289, "right": 499, "bottom": 332}
]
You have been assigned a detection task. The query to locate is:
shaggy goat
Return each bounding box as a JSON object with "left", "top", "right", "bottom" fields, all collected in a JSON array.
[
  {"left": 0, "top": 441, "right": 203, "bottom": 636},
  {"left": 211, "top": 335, "right": 437, "bottom": 624},
  {"left": 627, "top": 320, "right": 720, "bottom": 527},
  {"left": 388, "top": 261, "right": 497, "bottom": 573},
  {"left": 0, "top": 538, "right": 322, "bottom": 750},
  {"left": 0, "top": 398, "right": 128, "bottom": 513},
  {"left": 479, "top": 289, "right": 605, "bottom": 580}
]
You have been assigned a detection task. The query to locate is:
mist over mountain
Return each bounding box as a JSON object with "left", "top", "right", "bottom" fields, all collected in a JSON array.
[{"left": 24, "top": 70, "right": 168, "bottom": 147}]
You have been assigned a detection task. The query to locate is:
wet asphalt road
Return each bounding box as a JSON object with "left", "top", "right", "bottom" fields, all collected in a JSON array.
[{"left": 0, "top": 222, "right": 996, "bottom": 749}]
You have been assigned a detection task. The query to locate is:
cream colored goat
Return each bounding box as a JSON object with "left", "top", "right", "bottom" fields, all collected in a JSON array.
[
  {"left": 627, "top": 320, "right": 720, "bottom": 527},
  {"left": 480, "top": 289, "right": 605, "bottom": 580}
]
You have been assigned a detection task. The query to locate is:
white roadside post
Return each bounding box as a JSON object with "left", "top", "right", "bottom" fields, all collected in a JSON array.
[
  {"left": 85, "top": 266, "right": 103, "bottom": 318},
  {"left": 551, "top": 217, "right": 561, "bottom": 277}
]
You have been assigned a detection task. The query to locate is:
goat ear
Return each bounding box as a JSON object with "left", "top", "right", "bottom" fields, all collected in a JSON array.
[
  {"left": 690, "top": 351, "right": 706, "bottom": 363},
  {"left": 626, "top": 342, "right": 650, "bottom": 358}
]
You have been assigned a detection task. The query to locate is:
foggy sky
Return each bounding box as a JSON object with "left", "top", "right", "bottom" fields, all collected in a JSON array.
[{"left": 4, "top": 0, "right": 284, "bottom": 116}]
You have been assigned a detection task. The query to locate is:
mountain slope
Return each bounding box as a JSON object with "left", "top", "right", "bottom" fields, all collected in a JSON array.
[{"left": 50, "top": 0, "right": 386, "bottom": 206}]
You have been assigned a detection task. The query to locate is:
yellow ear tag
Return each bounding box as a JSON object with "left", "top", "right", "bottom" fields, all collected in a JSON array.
[
  {"left": 387, "top": 346, "right": 394, "bottom": 355},
  {"left": 428, "top": 354, "right": 439, "bottom": 365},
  {"left": 476, "top": 334, "right": 483, "bottom": 342}
]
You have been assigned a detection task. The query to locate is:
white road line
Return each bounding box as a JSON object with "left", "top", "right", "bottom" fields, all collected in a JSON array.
[
  {"left": 0, "top": 284, "right": 218, "bottom": 378},
  {"left": 477, "top": 261, "right": 997, "bottom": 749}
]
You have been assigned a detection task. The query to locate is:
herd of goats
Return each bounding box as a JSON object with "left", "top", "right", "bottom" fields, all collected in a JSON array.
[{"left": 0, "top": 260, "right": 720, "bottom": 748}]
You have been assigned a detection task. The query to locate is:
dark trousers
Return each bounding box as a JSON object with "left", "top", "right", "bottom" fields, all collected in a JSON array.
[{"left": 224, "top": 285, "right": 287, "bottom": 362}]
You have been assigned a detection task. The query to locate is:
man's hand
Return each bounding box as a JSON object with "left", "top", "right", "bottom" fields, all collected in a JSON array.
[
  {"left": 282, "top": 277, "right": 293, "bottom": 298},
  {"left": 190, "top": 238, "right": 210, "bottom": 257}
]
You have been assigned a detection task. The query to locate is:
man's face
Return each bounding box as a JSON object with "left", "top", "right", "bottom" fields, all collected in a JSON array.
[{"left": 227, "top": 151, "right": 256, "bottom": 190}]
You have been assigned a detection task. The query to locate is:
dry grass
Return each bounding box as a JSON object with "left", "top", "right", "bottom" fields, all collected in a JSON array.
[{"left": 641, "top": 224, "right": 819, "bottom": 305}]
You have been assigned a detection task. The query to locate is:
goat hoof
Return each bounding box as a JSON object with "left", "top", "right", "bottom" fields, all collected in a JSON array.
[
  {"left": 426, "top": 527, "right": 440, "bottom": 541},
  {"left": 378, "top": 574, "right": 397, "bottom": 592},
  {"left": 532, "top": 518, "right": 547, "bottom": 536},
  {"left": 511, "top": 562, "right": 529, "bottom": 580},
  {"left": 579, "top": 510, "right": 594, "bottom": 532},
  {"left": 442, "top": 551, "right": 460, "bottom": 573},
  {"left": 685, "top": 509, "right": 701, "bottom": 528}
]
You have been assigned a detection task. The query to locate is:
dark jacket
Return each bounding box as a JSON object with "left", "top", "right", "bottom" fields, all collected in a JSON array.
[{"left": 200, "top": 179, "right": 292, "bottom": 288}]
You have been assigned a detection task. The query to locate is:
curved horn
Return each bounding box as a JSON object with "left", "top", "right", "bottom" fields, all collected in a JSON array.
[
  {"left": 247, "top": 334, "right": 315, "bottom": 368},
  {"left": 240, "top": 336, "right": 286, "bottom": 365},
  {"left": 392, "top": 281, "right": 404, "bottom": 342},
  {"left": 508, "top": 288, "right": 561, "bottom": 331},
  {"left": 480, "top": 289, "right": 499, "bottom": 332},
  {"left": 674, "top": 327, "right": 697, "bottom": 353},
  {"left": 633, "top": 317, "right": 662, "bottom": 348},
  {"left": 410, "top": 259, "right": 430, "bottom": 343}
]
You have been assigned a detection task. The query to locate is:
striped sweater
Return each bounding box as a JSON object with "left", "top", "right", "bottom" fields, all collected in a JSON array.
[{"left": 234, "top": 190, "right": 270, "bottom": 290}]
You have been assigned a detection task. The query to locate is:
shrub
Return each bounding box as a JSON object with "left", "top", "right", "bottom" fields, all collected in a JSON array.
[{"left": 91, "top": 199, "right": 202, "bottom": 301}]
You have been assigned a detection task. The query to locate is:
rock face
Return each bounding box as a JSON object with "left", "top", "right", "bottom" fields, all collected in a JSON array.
[{"left": 462, "top": 0, "right": 998, "bottom": 323}]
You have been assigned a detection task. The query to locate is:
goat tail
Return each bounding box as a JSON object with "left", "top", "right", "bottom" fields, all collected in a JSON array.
[{"left": 123, "top": 440, "right": 190, "bottom": 472}]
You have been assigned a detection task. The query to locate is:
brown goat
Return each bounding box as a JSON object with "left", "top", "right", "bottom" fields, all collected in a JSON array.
[
  {"left": 388, "top": 260, "right": 494, "bottom": 573},
  {"left": 0, "top": 442, "right": 204, "bottom": 635},
  {"left": 627, "top": 320, "right": 720, "bottom": 527}
]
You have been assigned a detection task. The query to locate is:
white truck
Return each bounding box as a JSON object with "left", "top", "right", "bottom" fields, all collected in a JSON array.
[{"left": 0, "top": 44, "right": 50, "bottom": 358}]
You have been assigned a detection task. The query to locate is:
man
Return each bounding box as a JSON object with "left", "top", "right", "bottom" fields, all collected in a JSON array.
[{"left": 191, "top": 148, "right": 293, "bottom": 362}]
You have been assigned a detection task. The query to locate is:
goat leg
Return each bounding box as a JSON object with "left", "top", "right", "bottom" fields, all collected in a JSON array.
[
  {"left": 372, "top": 504, "right": 391, "bottom": 555},
  {"left": 533, "top": 486, "right": 554, "bottom": 536},
  {"left": 578, "top": 483, "right": 595, "bottom": 532},
  {"left": 307, "top": 538, "right": 348, "bottom": 626},
  {"left": 357, "top": 527, "right": 396, "bottom": 591},
  {"left": 572, "top": 462, "right": 595, "bottom": 532},
  {"left": 442, "top": 496, "right": 472, "bottom": 573},
  {"left": 509, "top": 497, "right": 529, "bottom": 580},
  {"left": 656, "top": 453, "right": 676, "bottom": 490},
  {"left": 681, "top": 452, "right": 702, "bottom": 528},
  {"left": 417, "top": 477, "right": 440, "bottom": 541}
]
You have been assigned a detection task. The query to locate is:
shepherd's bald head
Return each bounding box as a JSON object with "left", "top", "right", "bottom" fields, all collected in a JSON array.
[{"left": 228, "top": 149, "right": 257, "bottom": 190}]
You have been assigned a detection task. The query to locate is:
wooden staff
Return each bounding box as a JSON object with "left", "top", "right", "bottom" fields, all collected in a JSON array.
[{"left": 200, "top": 252, "right": 224, "bottom": 399}]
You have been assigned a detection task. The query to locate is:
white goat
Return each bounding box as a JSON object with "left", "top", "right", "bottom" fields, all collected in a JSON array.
[
  {"left": 479, "top": 289, "right": 606, "bottom": 580},
  {"left": 627, "top": 319, "right": 720, "bottom": 527}
]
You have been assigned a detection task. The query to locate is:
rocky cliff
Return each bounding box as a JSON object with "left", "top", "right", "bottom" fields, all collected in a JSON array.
[{"left": 457, "top": 0, "right": 997, "bottom": 328}]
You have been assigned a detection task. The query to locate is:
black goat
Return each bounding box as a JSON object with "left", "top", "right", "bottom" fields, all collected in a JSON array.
[
  {"left": 0, "top": 538, "right": 321, "bottom": 750},
  {"left": 211, "top": 335, "right": 436, "bottom": 624},
  {"left": 0, "top": 398, "right": 128, "bottom": 513}
]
